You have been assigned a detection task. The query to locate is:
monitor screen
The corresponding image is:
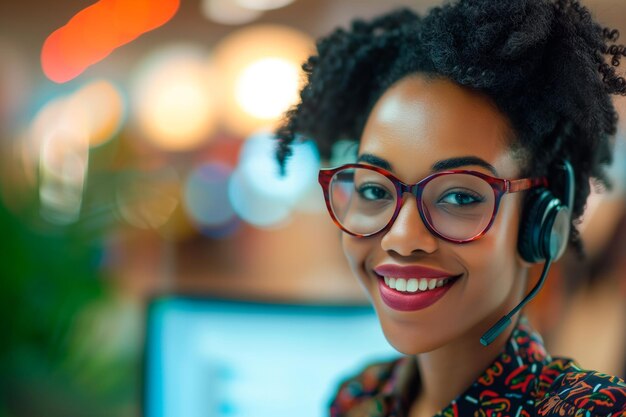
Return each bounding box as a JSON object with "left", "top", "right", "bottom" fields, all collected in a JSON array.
[{"left": 144, "top": 297, "right": 399, "bottom": 417}]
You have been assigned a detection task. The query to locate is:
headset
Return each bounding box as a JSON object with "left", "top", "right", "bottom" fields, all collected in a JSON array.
[{"left": 480, "top": 159, "right": 575, "bottom": 346}]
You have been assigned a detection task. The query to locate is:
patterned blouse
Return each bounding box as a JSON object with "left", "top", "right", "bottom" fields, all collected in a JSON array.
[{"left": 330, "top": 318, "right": 626, "bottom": 417}]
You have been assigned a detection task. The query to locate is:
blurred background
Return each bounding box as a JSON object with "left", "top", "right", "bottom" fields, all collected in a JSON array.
[{"left": 0, "top": 0, "right": 625, "bottom": 416}]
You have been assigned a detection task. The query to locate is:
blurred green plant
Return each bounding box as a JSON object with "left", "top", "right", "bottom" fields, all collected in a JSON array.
[{"left": 0, "top": 194, "right": 138, "bottom": 416}]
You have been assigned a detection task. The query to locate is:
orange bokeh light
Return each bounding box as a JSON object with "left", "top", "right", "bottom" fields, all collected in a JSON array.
[{"left": 41, "top": 0, "right": 180, "bottom": 83}]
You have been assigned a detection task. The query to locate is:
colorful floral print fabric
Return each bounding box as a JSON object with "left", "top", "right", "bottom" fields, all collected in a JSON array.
[{"left": 330, "top": 317, "right": 626, "bottom": 417}]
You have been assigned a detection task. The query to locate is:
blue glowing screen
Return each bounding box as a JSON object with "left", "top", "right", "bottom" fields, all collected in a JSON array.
[{"left": 144, "top": 297, "right": 399, "bottom": 417}]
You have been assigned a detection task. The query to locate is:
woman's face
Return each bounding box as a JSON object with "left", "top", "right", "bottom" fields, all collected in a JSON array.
[{"left": 343, "top": 75, "right": 530, "bottom": 354}]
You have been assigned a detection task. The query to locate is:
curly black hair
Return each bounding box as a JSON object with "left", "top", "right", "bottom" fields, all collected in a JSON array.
[{"left": 276, "top": 0, "right": 626, "bottom": 252}]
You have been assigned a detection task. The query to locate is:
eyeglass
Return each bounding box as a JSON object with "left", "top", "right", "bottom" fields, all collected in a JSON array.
[{"left": 318, "top": 163, "right": 548, "bottom": 243}]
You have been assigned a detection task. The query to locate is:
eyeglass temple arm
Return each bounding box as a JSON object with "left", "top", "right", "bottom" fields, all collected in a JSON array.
[{"left": 507, "top": 177, "right": 548, "bottom": 193}]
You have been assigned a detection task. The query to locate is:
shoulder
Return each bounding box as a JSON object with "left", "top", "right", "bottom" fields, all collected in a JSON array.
[
  {"left": 329, "top": 356, "right": 409, "bottom": 417},
  {"left": 536, "top": 357, "right": 626, "bottom": 416}
]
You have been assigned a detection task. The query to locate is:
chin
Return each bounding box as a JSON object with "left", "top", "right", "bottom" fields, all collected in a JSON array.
[
  {"left": 373, "top": 304, "right": 454, "bottom": 355},
  {"left": 380, "top": 324, "right": 446, "bottom": 355}
]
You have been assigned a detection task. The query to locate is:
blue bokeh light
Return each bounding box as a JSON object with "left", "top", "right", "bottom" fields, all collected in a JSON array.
[
  {"left": 183, "top": 162, "right": 237, "bottom": 229},
  {"left": 237, "top": 131, "right": 320, "bottom": 206},
  {"left": 227, "top": 167, "right": 291, "bottom": 228}
]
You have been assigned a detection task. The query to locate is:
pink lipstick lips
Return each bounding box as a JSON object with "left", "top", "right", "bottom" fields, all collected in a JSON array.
[{"left": 374, "top": 264, "right": 460, "bottom": 311}]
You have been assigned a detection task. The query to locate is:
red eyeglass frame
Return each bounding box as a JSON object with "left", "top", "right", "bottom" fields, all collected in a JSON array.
[{"left": 318, "top": 163, "right": 548, "bottom": 243}]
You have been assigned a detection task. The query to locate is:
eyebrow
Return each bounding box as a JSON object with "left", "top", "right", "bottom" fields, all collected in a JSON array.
[
  {"left": 356, "top": 153, "right": 392, "bottom": 170},
  {"left": 357, "top": 153, "right": 498, "bottom": 176}
]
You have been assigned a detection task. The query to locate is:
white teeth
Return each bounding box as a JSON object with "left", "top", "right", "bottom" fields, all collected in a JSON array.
[{"left": 383, "top": 276, "right": 453, "bottom": 292}]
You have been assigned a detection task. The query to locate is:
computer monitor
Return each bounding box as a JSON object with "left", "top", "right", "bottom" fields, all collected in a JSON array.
[{"left": 144, "top": 297, "right": 399, "bottom": 417}]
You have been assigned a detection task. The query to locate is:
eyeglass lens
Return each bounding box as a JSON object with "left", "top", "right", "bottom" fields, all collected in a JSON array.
[{"left": 328, "top": 167, "right": 496, "bottom": 240}]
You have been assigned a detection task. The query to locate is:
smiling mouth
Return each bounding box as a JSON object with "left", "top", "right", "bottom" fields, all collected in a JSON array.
[
  {"left": 381, "top": 277, "right": 452, "bottom": 292},
  {"left": 375, "top": 274, "right": 462, "bottom": 311}
]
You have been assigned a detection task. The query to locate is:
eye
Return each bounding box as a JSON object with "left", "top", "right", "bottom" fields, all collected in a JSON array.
[
  {"left": 438, "top": 190, "right": 485, "bottom": 206},
  {"left": 357, "top": 183, "right": 393, "bottom": 201}
]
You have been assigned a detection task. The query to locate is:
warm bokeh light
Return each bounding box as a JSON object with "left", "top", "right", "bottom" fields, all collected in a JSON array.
[
  {"left": 235, "top": 57, "right": 300, "bottom": 120},
  {"left": 212, "top": 24, "right": 314, "bottom": 137},
  {"left": 26, "top": 97, "right": 74, "bottom": 187},
  {"left": 38, "top": 118, "right": 90, "bottom": 225},
  {"left": 201, "top": 0, "right": 263, "bottom": 25},
  {"left": 235, "top": 0, "right": 295, "bottom": 11},
  {"left": 183, "top": 162, "right": 237, "bottom": 229},
  {"left": 26, "top": 86, "right": 122, "bottom": 224},
  {"left": 24, "top": 80, "right": 125, "bottom": 201},
  {"left": 71, "top": 80, "right": 126, "bottom": 147},
  {"left": 132, "top": 46, "right": 218, "bottom": 151},
  {"left": 41, "top": 0, "right": 180, "bottom": 83}
]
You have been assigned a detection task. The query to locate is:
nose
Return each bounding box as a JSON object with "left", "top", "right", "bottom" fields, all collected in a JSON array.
[{"left": 380, "top": 193, "right": 439, "bottom": 256}]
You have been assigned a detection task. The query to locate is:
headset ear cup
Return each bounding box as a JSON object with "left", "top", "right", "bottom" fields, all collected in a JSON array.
[
  {"left": 518, "top": 189, "right": 555, "bottom": 263},
  {"left": 543, "top": 204, "right": 571, "bottom": 260}
]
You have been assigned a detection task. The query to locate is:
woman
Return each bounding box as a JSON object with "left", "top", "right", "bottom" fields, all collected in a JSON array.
[{"left": 277, "top": 0, "right": 626, "bottom": 415}]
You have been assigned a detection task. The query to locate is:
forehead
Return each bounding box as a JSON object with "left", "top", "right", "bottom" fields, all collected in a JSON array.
[{"left": 360, "top": 75, "right": 519, "bottom": 180}]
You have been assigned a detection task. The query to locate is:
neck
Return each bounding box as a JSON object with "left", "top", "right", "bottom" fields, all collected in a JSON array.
[
  {"left": 409, "top": 270, "right": 529, "bottom": 416},
  {"left": 412, "top": 319, "right": 513, "bottom": 415}
]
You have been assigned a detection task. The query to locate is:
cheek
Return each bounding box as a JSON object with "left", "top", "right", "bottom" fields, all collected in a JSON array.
[
  {"left": 460, "top": 196, "right": 525, "bottom": 301},
  {"left": 492, "top": 195, "right": 524, "bottom": 262},
  {"left": 341, "top": 234, "right": 367, "bottom": 276},
  {"left": 341, "top": 234, "right": 378, "bottom": 292}
]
